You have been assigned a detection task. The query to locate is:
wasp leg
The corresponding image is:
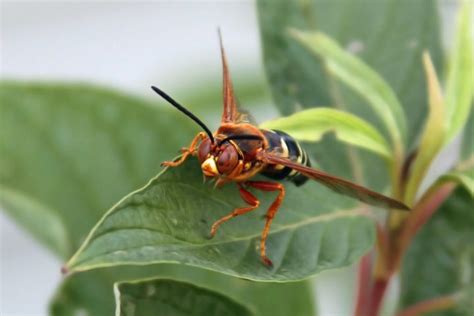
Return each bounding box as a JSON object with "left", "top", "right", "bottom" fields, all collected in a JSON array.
[
  {"left": 161, "top": 132, "right": 206, "bottom": 167},
  {"left": 210, "top": 184, "right": 260, "bottom": 238},
  {"left": 246, "top": 181, "right": 285, "bottom": 267}
]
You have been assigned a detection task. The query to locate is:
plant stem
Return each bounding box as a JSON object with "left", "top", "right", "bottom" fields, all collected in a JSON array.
[
  {"left": 396, "top": 294, "right": 457, "bottom": 316},
  {"left": 368, "top": 276, "right": 390, "bottom": 316},
  {"left": 354, "top": 253, "right": 373, "bottom": 316},
  {"left": 393, "top": 181, "right": 456, "bottom": 270}
]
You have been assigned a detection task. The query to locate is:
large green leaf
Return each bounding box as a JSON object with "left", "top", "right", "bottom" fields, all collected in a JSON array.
[
  {"left": 51, "top": 265, "right": 314, "bottom": 316},
  {"left": 400, "top": 186, "right": 474, "bottom": 315},
  {"left": 288, "top": 30, "right": 407, "bottom": 151},
  {"left": 257, "top": 0, "right": 443, "bottom": 190},
  {"left": 0, "top": 185, "right": 70, "bottom": 257},
  {"left": 114, "top": 278, "right": 255, "bottom": 316},
  {"left": 0, "top": 82, "right": 315, "bottom": 314},
  {"left": 66, "top": 157, "right": 373, "bottom": 281},
  {"left": 0, "top": 82, "right": 195, "bottom": 255},
  {"left": 444, "top": 0, "right": 473, "bottom": 145},
  {"left": 257, "top": 0, "right": 442, "bottom": 145},
  {"left": 260, "top": 102, "right": 392, "bottom": 159}
]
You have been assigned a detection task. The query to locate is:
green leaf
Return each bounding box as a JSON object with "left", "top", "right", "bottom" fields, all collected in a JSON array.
[
  {"left": 461, "top": 109, "right": 474, "bottom": 161},
  {"left": 0, "top": 81, "right": 196, "bottom": 256},
  {"left": 404, "top": 53, "right": 446, "bottom": 204},
  {"left": 444, "top": 0, "right": 474, "bottom": 145},
  {"left": 288, "top": 30, "right": 407, "bottom": 152},
  {"left": 0, "top": 185, "right": 71, "bottom": 257},
  {"left": 401, "top": 186, "right": 474, "bottom": 315},
  {"left": 115, "top": 278, "right": 254, "bottom": 316},
  {"left": 257, "top": 0, "right": 442, "bottom": 146},
  {"left": 260, "top": 107, "right": 391, "bottom": 159},
  {"left": 438, "top": 105, "right": 474, "bottom": 198},
  {"left": 439, "top": 171, "right": 473, "bottom": 198},
  {"left": 51, "top": 265, "right": 314, "bottom": 316},
  {"left": 1, "top": 82, "right": 315, "bottom": 314},
  {"left": 66, "top": 157, "right": 373, "bottom": 281},
  {"left": 257, "top": 0, "right": 443, "bottom": 191},
  {"left": 436, "top": 109, "right": 474, "bottom": 197}
]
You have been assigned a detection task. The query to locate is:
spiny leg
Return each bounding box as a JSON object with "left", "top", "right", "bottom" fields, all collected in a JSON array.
[
  {"left": 161, "top": 132, "right": 206, "bottom": 167},
  {"left": 210, "top": 184, "right": 260, "bottom": 238},
  {"left": 246, "top": 181, "right": 285, "bottom": 267}
]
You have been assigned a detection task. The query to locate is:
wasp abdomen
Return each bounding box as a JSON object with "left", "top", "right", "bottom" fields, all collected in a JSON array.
[{"left": 261, "top": 129, "right": 310, "bottom": 186}]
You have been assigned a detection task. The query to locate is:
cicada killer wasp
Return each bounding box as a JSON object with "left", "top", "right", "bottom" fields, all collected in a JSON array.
[{"left": 151, "top": 33, "right": 409, "bottom": 267}]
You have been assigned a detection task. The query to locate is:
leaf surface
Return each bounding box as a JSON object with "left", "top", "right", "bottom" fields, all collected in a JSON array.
[
  {"left": 289, "top": 30, "right": 406, "bottom": 150},
  {"left": 0, "top": 82, "right": 195, "bottom": 255},
  {"left": 260, "top": 107, "right": 391, "bottom": 158},
  {"left": 404, "top": 53, "right": 446, "bottom": 204},
  {"left": 444, "top": 0, "right": 474, "bottom": 144},
  {"left": 115, "top": 278, "right": 254, "bottom": 316},
  {"left": 0, "top": 82, "right": 315, "bottom": 314},
  {"left": 0, "top": 185, "right": 70, "bottom": 257},
  {"left": 400, "top": 187, "right": 474, "bottom": 315},
  {"left": 51, "top": 265, "right": 314, "bottom": 316},
  {"left": 436, "top": 110, "right": 474, "bottom": 197},
  {"left": 257, "top": 0, "right": 443, "bottom": 190},
  {"left": 66, "top": 157, "right": 373, "bottom": 281}
]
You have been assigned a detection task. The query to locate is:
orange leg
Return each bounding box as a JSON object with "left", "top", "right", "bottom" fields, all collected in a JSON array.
[
  {"left": 210, "top": 184, "right": 260, "bottom": 238},
  {"left": 161, "top": 132, "right": 206, "bottom": 167},
  {"left": 247, "top": 181, "right": 285, "bottom": 267}
]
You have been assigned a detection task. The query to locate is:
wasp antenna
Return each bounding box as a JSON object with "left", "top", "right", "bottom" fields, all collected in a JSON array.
[
  {"left": 151, "top": 86, "right": 215, "bottom": 144},
  {"left": 217, "top": 27, "right": 224, "bottom": 54}
]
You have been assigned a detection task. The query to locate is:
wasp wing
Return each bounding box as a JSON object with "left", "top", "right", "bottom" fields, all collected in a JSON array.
[
  {"left": 258, "top": 151, "right": 409, "bottom": 210},
  {"left": 218, "top": 31, "right": 246, "bottom": 124}
]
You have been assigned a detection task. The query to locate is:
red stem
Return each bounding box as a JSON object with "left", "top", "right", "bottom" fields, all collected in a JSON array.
[
  {"left": 354, "top": 253, "right": 373, "bottom": 316},
  {"left": 396, "top": 294, "right": 457, "bottom": 316},
  {"left": 354, "top": 182, "right": 457, "bottom": 316},
  {"left": 368, "top": 277, "right": 390, "bottom": 316},
  {"left": 394, "top": 182, "right": 456, "bottom": 270}
]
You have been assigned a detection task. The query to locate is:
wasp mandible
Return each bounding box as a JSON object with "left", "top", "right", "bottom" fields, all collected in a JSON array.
[{"left": 151, "top": 33, "right": 409, "bottom": 267}]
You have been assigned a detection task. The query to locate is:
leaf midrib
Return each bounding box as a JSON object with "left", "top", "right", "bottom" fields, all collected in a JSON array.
[{"left": 69, "top": 207, "right": 368, "bottom": 269}]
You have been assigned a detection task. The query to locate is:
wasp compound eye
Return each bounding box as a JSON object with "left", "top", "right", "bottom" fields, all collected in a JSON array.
[
  {"left": 216, "top": 145, "right": 239, "bottom": 174},
  {"left": 198, "top": 138, "right": 212, "bottom": 164}
]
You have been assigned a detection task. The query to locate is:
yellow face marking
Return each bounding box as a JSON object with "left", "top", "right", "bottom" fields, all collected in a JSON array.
[{"left": 201, "top": 156, "right": 219, "bottom": 177}]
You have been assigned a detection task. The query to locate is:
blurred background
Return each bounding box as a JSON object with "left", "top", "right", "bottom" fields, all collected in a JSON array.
[{"left": 0, "top": 1, "right": 458, "bottom": 315}]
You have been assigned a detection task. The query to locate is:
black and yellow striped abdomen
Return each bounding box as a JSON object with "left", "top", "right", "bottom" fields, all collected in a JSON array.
[{"left": 261, "top": 129, "right": 310, "bottom": 186}]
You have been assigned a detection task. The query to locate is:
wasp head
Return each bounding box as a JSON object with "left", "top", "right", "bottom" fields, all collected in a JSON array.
[{"left": 198, "top": 137, "right": 240, "bottom": 177}]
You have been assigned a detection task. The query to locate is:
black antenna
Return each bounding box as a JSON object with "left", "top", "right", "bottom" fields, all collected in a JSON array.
[
  {"left": 151, "top": 86, "right": 215, "bottom": 144},
  {"left": 218, "top": 134, "right": 263, "bottom": 146}
]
